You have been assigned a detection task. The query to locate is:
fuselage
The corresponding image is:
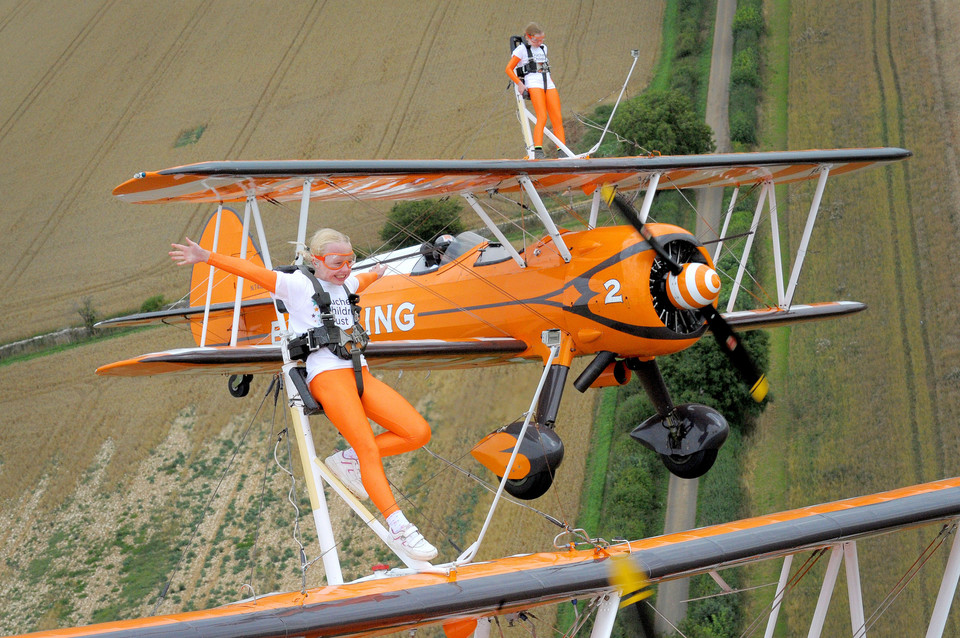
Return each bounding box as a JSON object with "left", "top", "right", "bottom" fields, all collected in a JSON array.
[{"left": 359, "top": 225, "right": 714, "bottom": 364}]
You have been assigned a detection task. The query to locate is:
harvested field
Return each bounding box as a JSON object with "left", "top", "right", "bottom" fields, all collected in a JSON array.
[
  {"left": 743, "top": 0, "right": 960, "bottom": 634},
  {"left": 0, "top": 1, "right": 663, "bottom": 632}
]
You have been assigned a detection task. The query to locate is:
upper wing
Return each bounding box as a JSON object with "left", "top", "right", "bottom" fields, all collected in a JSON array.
[{"left": 113, "top": 148, "right": 911, "bottom": 204}]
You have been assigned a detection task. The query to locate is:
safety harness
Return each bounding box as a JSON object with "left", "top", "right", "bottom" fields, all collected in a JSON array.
[
  {"left": 511, "top": 35, "right": 550, "bottom": 92},
  {"left": 285, "top": 265, "right": 369, "bottom": 396}
]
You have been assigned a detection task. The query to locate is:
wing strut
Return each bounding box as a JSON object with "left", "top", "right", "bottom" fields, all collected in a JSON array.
[
  {"left": 712, "top": 186, "right": 740, "bottom": 263},
  {"left": 784, "top": 166, "right": 831, "bottom": 306},
  {"left": 723, "top": 166, "right": 832, "bottom": 311},
  {"left": 462, "top": 193, "right": 526, "bottom": 267},
  {"left": 637, "top": 172, "right": 661, "bottom": 223},
  {"left": 763, "top": 555, "right": 794, "bottom": 637},
  {"left": 296, "top": 179, "right": 312, "bottom": 261},
  {"left": 928, "top": 523, "right": 960, "bottom": 638},
  {"left": 726, "top": 181, "right": 769, "bottom": 312},
  {"left": 519, "top": 177, "right": 572, "bottom": 262},
  {"left": 229, "top": 195, "right": 283, "bottom": 344},
  {"left": 199, "top": 204, "right": 223, "bottom": 347},
  {"left": 229, "top": 199, "right": 253, "bottom": 345}
]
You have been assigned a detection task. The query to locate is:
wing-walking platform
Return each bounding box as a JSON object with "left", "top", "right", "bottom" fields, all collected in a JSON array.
[{"left": 20, "top": 477, "right": 960, "bottom": 638}]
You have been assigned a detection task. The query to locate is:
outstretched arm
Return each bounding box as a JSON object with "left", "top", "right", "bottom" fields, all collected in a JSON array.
[
  {"left": 170, "top": 237, "right": 278, "bottom": 293},
  {"left": 355, "top": 263, "right": 387, "bottom": 293},
  {"left": 169, "top": 237, "right": 210, "bottom": 265}
]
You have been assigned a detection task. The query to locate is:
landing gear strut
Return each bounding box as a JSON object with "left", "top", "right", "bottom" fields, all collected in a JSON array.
[
  {"left": 627, "top": 358, "right": 728, "bottom": 479},
  {"left": 472, "top": 363, "right": 568, "bottom": 500}
]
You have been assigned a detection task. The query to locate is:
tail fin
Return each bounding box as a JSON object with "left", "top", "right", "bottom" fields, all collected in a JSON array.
[{"left": 189, "top": 208, "right": 275, "bottom": 347}]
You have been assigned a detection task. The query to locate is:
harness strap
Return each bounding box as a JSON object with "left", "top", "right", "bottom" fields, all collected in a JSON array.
[
  {"left": 524, "top": 42, "right": 550, "bottom": 88},
  {"left": 295, "top": 265, "right": 365, "bottom": 397}
]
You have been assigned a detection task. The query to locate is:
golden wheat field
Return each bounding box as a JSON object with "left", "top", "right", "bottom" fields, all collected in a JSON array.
[
  {"left": 0, "top": 1, "right": 662, "bottom": 633},
  {"left": 3, "top": 0, "right": 960, "bottom": 635}
]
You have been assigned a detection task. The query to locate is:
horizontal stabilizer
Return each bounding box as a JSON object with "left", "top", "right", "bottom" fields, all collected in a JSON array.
[{"left": 722, "top": 301, "right": 866, "bottom": 331}]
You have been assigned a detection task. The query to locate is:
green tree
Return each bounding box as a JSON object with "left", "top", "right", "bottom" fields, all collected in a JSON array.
[
  {"left": 610, "top": 89, "right": 716, "bottom": 156},
  {"left": 378, "top": 198, "right": 464, "bottom": 250}
]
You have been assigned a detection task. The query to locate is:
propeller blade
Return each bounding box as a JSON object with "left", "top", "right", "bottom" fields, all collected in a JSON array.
[
  {"left": 600, "top": 185, "right": 682, "bottom": 275},
  {"left": 701, "top": 305, "right": 769, "bottom": 402},
  {"left": 601, "top": 185, "right": 768, "bottom": 403}
]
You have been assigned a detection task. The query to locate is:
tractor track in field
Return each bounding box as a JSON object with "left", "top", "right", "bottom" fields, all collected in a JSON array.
[
  {"left": 373, "top": 1, "right": 450, "bottom": 160},
  {"left": 0, "top": 1, "right": 216, "bottom": 299},
  {"left": 872, "top": 0, "right": 941, "bottom": 483},
  {"left": 0, "top": 0, "right": 29, "bottom": 37},
  {"left": 561, "top": 0, "right": 595, "bottom": 84},
  {"left": 0, "top": 1, "right": 113, "bottom": 145},
  {"left": 181, "top": 1, "right": 328, "bottom": 243}
]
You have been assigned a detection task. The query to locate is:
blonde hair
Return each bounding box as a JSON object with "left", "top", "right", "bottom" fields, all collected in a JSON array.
[
  {"left": 302, "top": 228, "right": 351, "bottom": 260},
  {"left": 524, "top": 22, "right": 543, "bottom": 37}
]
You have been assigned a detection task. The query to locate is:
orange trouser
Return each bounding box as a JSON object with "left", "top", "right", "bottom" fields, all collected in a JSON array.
[
  {"left": 528, "top": 87, "right": 565, "bottom": 148},
  {"left": 310, "top": 367, "right": 431, "bottom": 517}
]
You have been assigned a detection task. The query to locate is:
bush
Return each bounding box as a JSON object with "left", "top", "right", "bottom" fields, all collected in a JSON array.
[
  {"left": 732, "top": 5, "right": 764, "bottom": 38},
  {"left": 139, "top": 295, "right": 167, "bottom": 314},
  {"left": 611, "top": 90, "right": 716, "bottom": 156},
  {"left": 729, "top": 110, "right": 757, "bottom": 145},
  {"left": 730, "top": 49, "right": 760, "bottom": 88},
  {"left": 378, "top": 198, "right": 464, "bottom": 250},
  {"left": 76, "top": 297, "right": 99, "bottom": 335}
]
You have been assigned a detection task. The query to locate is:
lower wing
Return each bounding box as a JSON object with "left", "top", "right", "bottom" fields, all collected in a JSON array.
[{"left": 95, "top": 338, "right": 530, "bottom": 377}]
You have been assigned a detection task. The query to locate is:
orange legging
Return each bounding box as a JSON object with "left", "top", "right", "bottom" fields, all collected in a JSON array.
[
  {"left": 310, "top": 367, "right": 431, "bottom": 517},
  {"left": 528, "top": 87, "right": 565, "bottom": 148}
]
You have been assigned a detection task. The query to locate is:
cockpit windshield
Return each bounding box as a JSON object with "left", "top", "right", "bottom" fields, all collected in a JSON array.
[{"left": 411, "top": 231, "right": 486, "bottom": 275}]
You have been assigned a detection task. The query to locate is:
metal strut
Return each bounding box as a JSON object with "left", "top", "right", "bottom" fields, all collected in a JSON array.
[{"left": 456, "top": 331, "right": 562, "bottom": 564}]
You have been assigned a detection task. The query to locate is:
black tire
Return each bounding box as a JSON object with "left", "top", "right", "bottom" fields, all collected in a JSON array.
[
  {"left": 500, "top": 470, "right": 554, "bottom": 500},
  {"left": 228, "top": 374, "right": 252, "bottom": 398},
  {"left": 660, "top": 449, "right": 718, "bottom": 479}
]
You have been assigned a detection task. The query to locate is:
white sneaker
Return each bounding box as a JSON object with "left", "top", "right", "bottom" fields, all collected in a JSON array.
[
  {"left": 392, "top": 523, "right": 438, "bottom": 561},
  {"left": 324, "top": 450, "right": 368, "bottom": 500}
]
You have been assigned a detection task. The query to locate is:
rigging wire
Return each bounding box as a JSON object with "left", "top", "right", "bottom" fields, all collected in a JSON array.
[
  {"left": 241, "top": 375, "right": 283, "bottom": 599},
  {"left": 273, "top": 405, "right": 327, "bottom": 592},
  {"left": 853, "top": 523, "right": 955, "bottom": 637},
  {"left": 738, "top": 548, "right": 828, "bottom": 637},
  {"left": 151, "top": 375, "right": 278, "bottom": 615}
]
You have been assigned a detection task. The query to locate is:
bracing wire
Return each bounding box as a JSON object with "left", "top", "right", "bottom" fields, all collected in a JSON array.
[
  {"left": 854, "top": 524, "right": 955, "bottom": 637},
  {"left": 316, "top": 176, "right": 566, "bottom": 333},
  {"left": 242, "top": 375, "right": 283, "bottom": 599},
  {"left": 152, "top": 375, "right": 279, "bottom": 615}
]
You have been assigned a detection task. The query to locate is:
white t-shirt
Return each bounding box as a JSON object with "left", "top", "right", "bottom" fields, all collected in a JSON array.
[
  {"left": 511, "top": 42, "right": 555, "bottom": 90},
  {"left": 273, "top": 270, "right": 366, "bottom": 380}
]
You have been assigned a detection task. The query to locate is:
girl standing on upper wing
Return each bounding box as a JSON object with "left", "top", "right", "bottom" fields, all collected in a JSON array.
[
  {"left": 170, "top": 229, "right": 438, "bottom": 562},
  {"left": 505, "top": 22, "right": 566, "bottom": 159}
]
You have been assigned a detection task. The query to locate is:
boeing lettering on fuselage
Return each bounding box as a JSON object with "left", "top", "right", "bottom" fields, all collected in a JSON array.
[{"left": 364, "top": 302, "right": 416, "bottom": 334}]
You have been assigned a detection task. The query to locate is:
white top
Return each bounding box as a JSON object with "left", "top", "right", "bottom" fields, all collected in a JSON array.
[
  {"left": 511, "top": 42, "right": 555, "bottom": 90},
  {"left": 274, "top": 270, "right": 366, "bottom": 381}
]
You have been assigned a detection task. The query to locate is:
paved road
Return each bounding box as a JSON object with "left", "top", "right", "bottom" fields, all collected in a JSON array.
[{"left": 653, "top": 0, "right": 735, "bottom": 633}]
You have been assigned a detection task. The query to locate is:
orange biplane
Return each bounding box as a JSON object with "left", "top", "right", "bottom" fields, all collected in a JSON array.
[
  {"left": 25, "top": 144, "right": 960, "bottom": 638},
  {"left": 99, "top": 148, "right": 909, "bottom": 491},
  {"left": 90, "top": 145, "right": 911, "bottom": 573}
]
